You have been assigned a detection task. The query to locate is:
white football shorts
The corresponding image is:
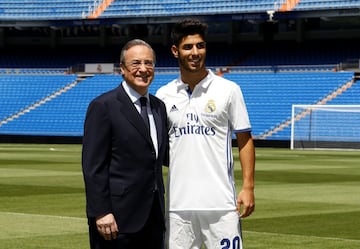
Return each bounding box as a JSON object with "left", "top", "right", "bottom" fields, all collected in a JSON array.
[{"left": 166, "top": 210, "right": 243, "bottom": 249}]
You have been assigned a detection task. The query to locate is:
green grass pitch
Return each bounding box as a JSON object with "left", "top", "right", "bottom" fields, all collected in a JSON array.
[{"left": 0, "top": 143, "right": 359, "bottom": 249}]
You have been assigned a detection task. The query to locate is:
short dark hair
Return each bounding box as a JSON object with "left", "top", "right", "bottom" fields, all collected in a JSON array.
[
  {"left": 120, "top": 39, "right": 156, "bottom": 65},
  {"left": 171, "top": 18, "right": 208, "bottom": 47}
]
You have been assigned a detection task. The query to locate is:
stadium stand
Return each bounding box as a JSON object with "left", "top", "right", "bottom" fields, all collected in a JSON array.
[
  {"left": 0, "top": 71, "right": 357, "bottom": 141},
  {"left": 0, "top": 74, "right": 78, "bottom": 123},
  {"left": 0, "top": 0, "right": 359, "bottom": 146},
  {"left": 1, "top": 0, "right": 360, "bottom": 20},
  {"left": 292, "top": 0, "right": 360, "bottom": 11}
]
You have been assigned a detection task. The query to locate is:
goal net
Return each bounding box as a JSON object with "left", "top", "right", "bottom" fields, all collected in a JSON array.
[{"left": 291, "top": 105, "right": 360, "bottom": 150}]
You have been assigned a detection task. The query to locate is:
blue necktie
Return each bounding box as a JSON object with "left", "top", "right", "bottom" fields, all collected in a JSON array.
[{"left": 140, "top": 97, "right": 150, "bottom": 132}]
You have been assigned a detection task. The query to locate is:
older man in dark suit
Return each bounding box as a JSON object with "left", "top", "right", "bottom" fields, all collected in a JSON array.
[{"left": 82, "top": 39, "right": 168, "bottom": 249}]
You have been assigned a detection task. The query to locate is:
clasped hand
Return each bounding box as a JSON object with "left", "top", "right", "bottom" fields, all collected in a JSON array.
[{"left": 96, "top": 213, "right": 119, "bottom": 240}]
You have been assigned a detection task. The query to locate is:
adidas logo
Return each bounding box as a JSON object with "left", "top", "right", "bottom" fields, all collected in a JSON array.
[{"left": 170, "top": 105, "right": 178, "bottom": 112}]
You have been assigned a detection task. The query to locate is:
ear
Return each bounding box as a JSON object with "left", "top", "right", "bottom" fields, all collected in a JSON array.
[
  {"left": 171, "top": 45, "right": 178, "bottom": 58},
  {"left": 119, "top": 64, "right": 125, "bottom": 75}
]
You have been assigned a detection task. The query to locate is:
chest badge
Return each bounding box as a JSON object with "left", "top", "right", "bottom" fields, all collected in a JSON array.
[{"left": 204, "top": 100, "right": 216, "bottom": 113}]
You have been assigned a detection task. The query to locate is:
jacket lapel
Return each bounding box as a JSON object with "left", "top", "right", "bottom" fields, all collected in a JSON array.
[{"left": 116, "top": 85, "right": 151, "bottom": 142}]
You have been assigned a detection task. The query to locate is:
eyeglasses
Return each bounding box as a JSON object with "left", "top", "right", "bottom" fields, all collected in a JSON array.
[{"left": 125, "top": 60, "right": 155, "bottom": 70}]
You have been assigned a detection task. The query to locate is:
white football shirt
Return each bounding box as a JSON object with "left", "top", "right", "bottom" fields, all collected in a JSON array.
[{"left": 156, "top": 70, "right": 251, "bottom": 211}]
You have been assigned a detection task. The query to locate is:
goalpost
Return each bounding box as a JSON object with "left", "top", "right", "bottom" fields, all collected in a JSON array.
[{"left": 291, "top": 105, "right": 360, "bottom": 150}]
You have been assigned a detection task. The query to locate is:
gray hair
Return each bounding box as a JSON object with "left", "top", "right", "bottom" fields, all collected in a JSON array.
[{"left": 120, "top": 39, "right": 156, "bottom": 65}]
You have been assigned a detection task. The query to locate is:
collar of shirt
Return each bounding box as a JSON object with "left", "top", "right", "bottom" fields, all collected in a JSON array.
[
  {"left": 122, "top": 81, "right": 149, "bottom": 106},
  {"left": 175, "top": 69, "right": 214, "bottom": 93}
]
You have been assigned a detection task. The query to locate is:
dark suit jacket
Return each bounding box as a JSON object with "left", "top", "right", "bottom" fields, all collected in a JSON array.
[{"left": 82, "top": 83, "right": 168, "bottom": 235}]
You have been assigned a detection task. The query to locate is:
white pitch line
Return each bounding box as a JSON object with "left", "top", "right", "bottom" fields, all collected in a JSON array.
[
  {"left": 1, "top": 211, "right": 86, "bottom": 221},
  {"left": 245, "top": 230, "right": 360, "bottom": 243}
]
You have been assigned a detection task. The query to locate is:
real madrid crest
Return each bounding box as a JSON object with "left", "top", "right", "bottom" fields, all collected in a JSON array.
[{"left": 204, "top": 100, "right": 216, "bottom": 113}]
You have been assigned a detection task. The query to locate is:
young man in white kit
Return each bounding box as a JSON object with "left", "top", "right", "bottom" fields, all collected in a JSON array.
[{"left": 156, "top": 18, "right": 255, "bottom": 249}]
